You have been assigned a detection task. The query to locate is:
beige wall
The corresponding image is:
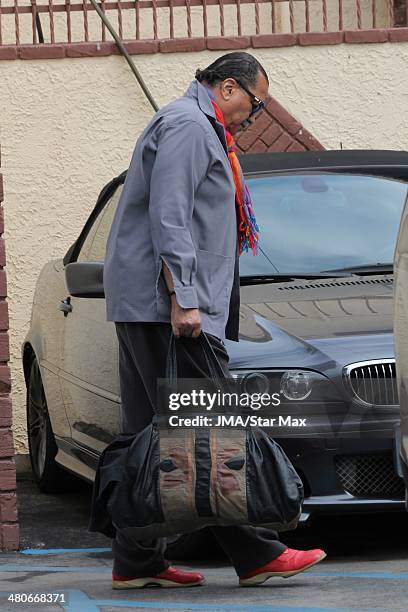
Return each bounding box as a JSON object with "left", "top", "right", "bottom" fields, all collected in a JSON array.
[
  {"left": 1, "top": 0, "right": 391, "bottom": 45},
  {"left": 2, "top": 41, "right": 408, "bottom": 452}
]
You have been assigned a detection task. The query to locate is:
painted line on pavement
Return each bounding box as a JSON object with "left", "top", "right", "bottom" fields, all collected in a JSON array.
[
  {"left": 0, "top": 564, "right": 111, "bottom": 573},
  {"left": 21, "top": 547, "right": 111, "bottom": 555},
  {"left": 2, "top": 565, "right": 408, "bottom": 581}
]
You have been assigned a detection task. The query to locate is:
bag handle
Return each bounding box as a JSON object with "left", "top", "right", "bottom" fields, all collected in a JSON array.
[{"left": 165, "top": 331, "right": 226, "bottom": 389}]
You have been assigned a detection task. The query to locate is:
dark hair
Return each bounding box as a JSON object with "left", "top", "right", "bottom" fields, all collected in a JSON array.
[{"left": 195, "top": 52, "right": 268, "bottom": 89}]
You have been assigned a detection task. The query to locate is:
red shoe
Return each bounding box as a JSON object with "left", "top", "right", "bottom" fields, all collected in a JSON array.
[
  {"left": 112, "top": 566, "right": 205, "bottom": 589},
  {"left": 239, "top": 547, "right": 327, "bottom": 586}
]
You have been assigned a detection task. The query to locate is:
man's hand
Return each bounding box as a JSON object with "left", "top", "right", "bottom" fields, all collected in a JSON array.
[
  {"left": 162, "top": 261, "right": 201, "bottom": 337},
  {"left": 171, "top": 295, "right": 201, "bottom": 338}
]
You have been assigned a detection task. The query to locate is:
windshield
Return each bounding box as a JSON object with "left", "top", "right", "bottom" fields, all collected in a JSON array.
[{"left": 239, "top": 173, "right": 408, "bottom": 276}]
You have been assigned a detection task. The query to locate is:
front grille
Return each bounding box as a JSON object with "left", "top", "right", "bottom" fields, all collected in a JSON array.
[
  {"left": 335, "top": 453, "right": 405, "bottom": 498},
  {"left": 345, "top": 360, "right": 398, "bottom": 406}
]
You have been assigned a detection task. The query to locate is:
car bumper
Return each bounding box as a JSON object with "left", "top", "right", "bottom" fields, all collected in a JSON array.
[
  {"left": 395, "top": 421, "right": 408, "bottom": 511},
  {"left": 279, "top": 424, "right": 407, "bottom": 519},
  {"left": 300, "top": 494, "right": 405, "bottom": 522}
]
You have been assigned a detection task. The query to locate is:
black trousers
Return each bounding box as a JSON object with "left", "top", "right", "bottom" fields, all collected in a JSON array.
[{"left": 112, "top": 322, "right": 287, "bottom": 577}]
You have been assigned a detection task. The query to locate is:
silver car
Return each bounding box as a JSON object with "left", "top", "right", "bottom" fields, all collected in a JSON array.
[{"left": 393, "top": 184, "right": 408, "bottom": 508}]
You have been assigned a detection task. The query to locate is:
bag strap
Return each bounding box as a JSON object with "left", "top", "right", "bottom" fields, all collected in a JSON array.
[
  {"left": 166, "top": 331, "right": 226, "bottom": 389},
  {"left": 200, "top": 332, "right": 227, "bottom": 385},
  {"left": 166, "top": 331, "right": 178, "bottom": 383}
]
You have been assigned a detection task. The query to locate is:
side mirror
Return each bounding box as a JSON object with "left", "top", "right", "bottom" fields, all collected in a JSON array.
[{"left": 65, "top": 262, "right": 105, "bottom": 298}]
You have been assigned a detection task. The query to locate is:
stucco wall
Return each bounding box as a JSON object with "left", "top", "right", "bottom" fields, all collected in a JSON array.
[{"left": 2, "top": 41, "right": 408, "bottom": 452}]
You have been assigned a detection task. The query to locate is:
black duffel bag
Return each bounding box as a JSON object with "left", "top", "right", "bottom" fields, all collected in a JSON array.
[{"left": 89, "top": 332, "right": 304, "bottom": 539}]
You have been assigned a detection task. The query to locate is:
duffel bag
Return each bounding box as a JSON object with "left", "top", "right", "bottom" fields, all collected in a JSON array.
[{"left": 89, "top": 332, "right": 304, "bottom": 539}]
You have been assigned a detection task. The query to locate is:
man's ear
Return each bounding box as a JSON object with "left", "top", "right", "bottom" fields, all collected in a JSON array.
[{"left": 220, "top": 78, "right": 237, "bottom": 101}]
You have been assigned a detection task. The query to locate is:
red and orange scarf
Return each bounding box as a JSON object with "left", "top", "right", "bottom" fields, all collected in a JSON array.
[{"left": 205, "top": 88, "right": 259, "bottom": 256}]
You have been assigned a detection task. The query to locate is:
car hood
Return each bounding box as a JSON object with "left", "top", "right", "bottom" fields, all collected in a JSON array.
[{"left": 225, "top": 274, "right": 395, "bottom": 370}]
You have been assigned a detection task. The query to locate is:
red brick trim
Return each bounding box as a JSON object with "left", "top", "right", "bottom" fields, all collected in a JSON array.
[
  {"left": 271, "top": 132, "right": 296, "bottom": 151},
  {"left": 388, "top": 27, "right": 408, "bottom": 42},
  {"left": 251, "top": 34, "right": 297, "bottom": 48},
  {"left": 19, "top": 43, "right": 66, "bottom": 60},
  {"left": 261, "top": 123, "right": 284, "bottom": 147},
  {"left": 344, "top": 29, "right": 389, "bottom": 44},
  {"left": 295, "top": 128, "right": 325, "bottom": 150},
  {"left": 236, "top": 96, "right": 325, "bottom": 154},
  {"left": 0, "top": 303, "right": 9, "bottom": 332},
  {"left": 287, "top": 141, "right": 307, "bottom": 152},
  {"left": 0, "top": 365, "right": 11, "bottom": 394},
  {"left": 298, "top": 32, "right": 344, "bottom": 46},
  {"left": 16, "top": 40, "right": 160, "bottom": 60},
  {"left": 0, "top": 461, "right": 17, "bottom": 489},
  {"left": 159, "top": 38, "right": 206, "bottom": 53},
  {"left": 249, "top": 139, "right": 269, "bottom": 153},
  {"left": 265, "top": 98, "right": 302, "bottom": 136},
  {"left": 65, "top": 42, "right": 116, "bottom": 58},
  {"left": 125, "top": 40, "right": 160, "bottom": 54},
  {"left": 0, "top": 270, "right": 7, "bottom": 298},
  {"left": 237, "top": 113, "right": 273, "bottom": 152},
  {"left": 0, "top": 334, "right": 10, "bottom": 362},
  {"left": 0, "top": 46, "right": 18, "bottom": 60},
  {"left": 0, "top": 492, "right": 17, "bottom": 522},
  {"left": 206, "top": 36, "right": 251, "bottom": 50},
  {"left": 0, "top": 150, "right": 19, "bottom": 551},
  {"left": 0, "top": 238, "right": 6, "bottom": 267},
  {"left": 0, "top": 397, "right": 12, "bottom": 428},
  {"left": 0, "top": 524, "right": 19, "bottom": 550},
  {"left": 3, "top": 29, "right": 408, "bottom": 60}
]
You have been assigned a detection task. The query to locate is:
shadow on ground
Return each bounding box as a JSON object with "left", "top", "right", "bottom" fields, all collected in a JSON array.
[{"left": 16, "top": 470, "right": 408, "bottom": 562}]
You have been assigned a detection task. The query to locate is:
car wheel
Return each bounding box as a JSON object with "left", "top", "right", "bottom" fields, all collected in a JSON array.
[{"left": 26, "top": 356, "right": 74, "bottom": 493}]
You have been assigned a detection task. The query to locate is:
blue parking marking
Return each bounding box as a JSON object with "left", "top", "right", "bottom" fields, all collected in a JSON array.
[
  {"left": 63, "top": 590, "right": 370, "bottom": 612},
  {"left": 87, "top": 604, "right": 368, "bottom": 612},
  {"left": 62, "top": 590, "right": 100, "bottom": 612},
  {"left": 21, "top": 547, "right": 111, "bottom": 555},
  {"left": 2, "top": 565, "right": 408, "bottom": 581},
  {"left": 0, "top": 564, "right": 111, "bottom": 573}
]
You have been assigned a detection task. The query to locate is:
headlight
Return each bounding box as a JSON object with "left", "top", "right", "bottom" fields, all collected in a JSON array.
[
  {"left": 280, "top": 371, "right": 313, "bottom": 401},
  {"left": 230, "top": 369, "right": 339, "bottom": 404},
  {"left": 240, "top": 372, "right": 269, "bottom": 395}
]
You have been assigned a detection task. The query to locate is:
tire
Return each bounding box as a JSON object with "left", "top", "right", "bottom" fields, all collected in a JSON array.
[{"left": 26, "top": 356, "right": 76, "bottom": 493}]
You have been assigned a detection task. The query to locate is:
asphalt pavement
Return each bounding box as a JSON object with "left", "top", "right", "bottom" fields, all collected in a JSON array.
[{"left": 0, "top": 470, "right": 408, "bottom": 612}]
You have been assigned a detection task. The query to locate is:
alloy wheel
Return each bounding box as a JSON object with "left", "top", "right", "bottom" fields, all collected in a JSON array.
[{"left": 27, "top": 358, "right": 50, "bottom": 479}]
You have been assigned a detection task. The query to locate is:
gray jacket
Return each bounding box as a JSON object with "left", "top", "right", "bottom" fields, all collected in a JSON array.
[{"left": 104, "top": 80, "right": 240, "bottom": 341}]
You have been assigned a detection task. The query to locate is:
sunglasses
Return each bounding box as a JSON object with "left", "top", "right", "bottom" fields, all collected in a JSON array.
[{"left": 234, "top": 78, "right": 265, "bottom": 118}]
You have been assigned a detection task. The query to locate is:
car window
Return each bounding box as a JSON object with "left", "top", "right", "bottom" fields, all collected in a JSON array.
[
  {"left": 78, "top": 185, "right": 123, "bottom": 262},
  {"left": 240, "top": 173, "right": 408, "bottom": 275}
]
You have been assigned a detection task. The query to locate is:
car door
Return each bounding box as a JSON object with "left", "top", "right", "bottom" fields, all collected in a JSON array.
[
  {"left": 394, "top": 194, "right": 408, "bottom": 494},
  {"left": 59, "top": 180, "right": 124, "bottom": 455}
]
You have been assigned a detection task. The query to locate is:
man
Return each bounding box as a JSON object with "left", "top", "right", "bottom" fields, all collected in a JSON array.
[{"left": 103, "top": 52, "right": 326, "bottom": 588}]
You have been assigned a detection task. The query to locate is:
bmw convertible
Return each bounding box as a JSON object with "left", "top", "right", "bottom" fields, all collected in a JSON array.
[{"left": 23, "top": 150, "right": 408, "bottom": 534}]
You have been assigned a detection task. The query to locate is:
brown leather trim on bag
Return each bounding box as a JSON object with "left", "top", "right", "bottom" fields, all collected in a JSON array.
[{"left": 211, "top": 429, "right": 248, "bottom": 523}]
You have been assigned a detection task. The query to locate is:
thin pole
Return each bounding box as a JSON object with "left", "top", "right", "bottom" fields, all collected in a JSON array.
[{"left": 87, "top": 0, "right": 159, "bottom": 112}]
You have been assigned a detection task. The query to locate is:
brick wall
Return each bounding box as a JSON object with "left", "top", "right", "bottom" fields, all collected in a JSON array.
[
  {"left": 236, "top": 97, "right": 325, "bottom": 154},
  {"left": 0, "top": 148, "right": 19, "bottom": 551}
]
